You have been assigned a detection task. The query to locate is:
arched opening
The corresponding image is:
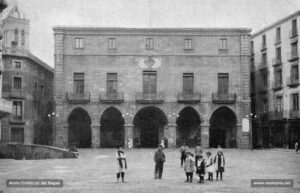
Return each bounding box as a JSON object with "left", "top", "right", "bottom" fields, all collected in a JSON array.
[
  {"left": 100, "top": 107, "right": 125, "bottom": 147},
  {"left": 176, "top": 107, "right": 201, "bottom": 147},
  {"left": 209, "top": 106, "right": 237, "bottom": 148},
  {"left": 133, "top": 106, "right": 168, "bottom": 148},
  {"left": 68, "top": 107, "right": 91, "bottom": 148}
]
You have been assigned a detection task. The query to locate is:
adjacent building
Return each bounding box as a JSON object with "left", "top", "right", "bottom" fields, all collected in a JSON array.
[
  {"left": 251, "top": 11, "right": 300, "bottom": 148},
  {"left": 53, "top": 27, "right": 252, "bottom": 149},
  {"left": 0, "top": 5, "right": 54, "bottom": 145}
]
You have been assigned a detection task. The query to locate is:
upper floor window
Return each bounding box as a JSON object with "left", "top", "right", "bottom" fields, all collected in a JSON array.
[
  {"left": 262, "top": 35, "right": 266, "bottom": 49},
  {"left": 291, "top": 42, "right": 298, "bottom": 58},
  {"left": 12, "top": 101, "right": 23, "bottom": 120},
  {"left": 184, "top": 39, "right": 193, "bottom": 50},
  {"left": 292, "top": 93, "right": 299, "bottom": 111},
  {"left": 108, "top": 38, "right": 116, "bottom": 50},
  {"left": 262, "top": 53, "right": 267, "bottom": 65},
  {"left": 291, "top": 19, "right": 298, "bottom": 37},
  {"left": 291, "top": 65, "right": 299, "bottom": 81},
  {"left": 219, "top": 38, "right": 227, "bottom": 50},
  {"left": 250, "top": 41, "right": 254, "bottom": 54},
  {"left": 74, "top": 73, "right": 84, "bottom": 95},
  {"left": 14, "top": 28, "right": 18, "bottom": 43},
  {"left": 145, "top": 38, "right": 154, "bottom": 49},
  {"left": 263, "top": 99, "right": 268, "bottom": 113},
  {"left": 262, "top": 73, "right": 268, "bottom": 86},
  {"left": 21, "top": 30, "right": 25, "bottom": 45},
  {"left": 183, "top": 73, "right": 194, "bottom": 94},
  {"left": 143, "top": 71, "right": 157, "bottom": 94},
  {"left": 217, "top": 73, "right": 229, "bottom": 94},
  {"left": 40, "top": 85, "right": 44, "bottom": 97},
  {"left": 276, "top": 47, "right": 281, "bottom": 62},
  {"left": 13, "top": 60, "right": 22, "bottom": 69},
  {"left": 276, "top": 95, "right": 283, "bottom": 112},
  {"left": 107, "top": 73, "right": 118, "bottom": 93},
  {"left": 275, "top": 68, "right": 282, "bottom": 87},
  {"left": 13, "top": 76, "right": 22, "bottom": 89},
  {"left": 275, "top": 27, "right": 281, "bottom": 43},
  {"left": 75, "top": 38, "right": 83, "bottom": 48}
]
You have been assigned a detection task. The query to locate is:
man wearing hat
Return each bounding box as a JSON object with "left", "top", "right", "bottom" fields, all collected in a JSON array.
[{"left": 154, "top": 144, "right": 166, "bottom": 179}]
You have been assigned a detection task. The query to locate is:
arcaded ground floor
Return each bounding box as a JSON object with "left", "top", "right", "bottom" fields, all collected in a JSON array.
[{"left": 0, "top": 148, "right": 299, "bottom": 193}]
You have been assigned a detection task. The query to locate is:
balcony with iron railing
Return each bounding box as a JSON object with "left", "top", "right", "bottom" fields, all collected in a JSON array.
[
  {"left": 287, "top": 76, "right": 300, "bottom": 87},
  {"left": 2, "top": 87, "right": 27, "bottom": 99},
  {"left": 135, "top": 92, "right": 165, "bottom": 104},
  {"left": 99, "top": 92, "right": 124, "bottom": 103},
  {"left": 272, "top": 81, "right": 283, "bottom": 91},
  {"left": 177, "top": 92, "right": 201, "bottom": 104},
  {"left": 212, "top": 92, "right": 236, "bottom": 104},
  {"left": 0, "top": 98, "right": 12, "bottom": 118},
  {"left": 287, "top": 51, "right": 299, "bottom": 62},
  {"left": 289, "top": 29, "right": 298, "bottom": 40},
  {"left": 272, "top": 57, "right": 282, "bottom": 67},
  {"left": 269, "top": 110, "right": 284, "bottom": 120},
  {"left": 289, "top": 109, "right": 300, "bottom": 119},
  {"left": 66, "top": 92, "right": 90, "bottom": 104}
]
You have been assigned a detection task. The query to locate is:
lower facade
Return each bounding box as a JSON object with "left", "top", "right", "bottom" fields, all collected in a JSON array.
[{"left": 54, "top": 101, "right": 251, "bottom": 149}]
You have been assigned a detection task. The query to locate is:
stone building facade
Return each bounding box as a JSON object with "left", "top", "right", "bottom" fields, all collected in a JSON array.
[
  {"left": 0, "top": 5, "right": 54, "bottom": 145},
  {"left": 251, "top": 11, "right": 300, "bottom": 148},
  {"left": 53, "top": 27, "right": 251, "bottom": 149}
]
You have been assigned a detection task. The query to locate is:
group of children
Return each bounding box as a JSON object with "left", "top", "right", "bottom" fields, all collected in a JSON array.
[{"left": 180, "top": 143, "right": 225, "bottom": 183}]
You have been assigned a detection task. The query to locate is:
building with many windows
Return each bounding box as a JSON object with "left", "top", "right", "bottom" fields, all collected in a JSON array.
[
  {"left": 251, "top": 11, "right": 300, "bottom": 148},
  {"left": 0, "top": 5, "right": 54, "bottom": 145},
  {"left": 53, "top": 27, "right": 251, "bottom": 149}
]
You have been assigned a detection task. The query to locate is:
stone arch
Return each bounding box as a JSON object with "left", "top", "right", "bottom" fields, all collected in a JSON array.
[
  {"left": 100, "top": 106, "right": 125, "bottom": 147},
  {"left": 133, "top": 106, "right": 168, "bottom": 148},
  {"left": 176, "top": 106, "right": 201, "bottom": 147},
  {"left": 67, "top": 107, "right": 92, "bottom": 148},
  {"left": 209, "top": 106, "right": 238, "bottom": 148}
]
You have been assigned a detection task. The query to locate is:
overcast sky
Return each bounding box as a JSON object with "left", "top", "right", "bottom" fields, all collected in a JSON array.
[{"left": 4, "top": 0, "right": 300, "bottom": 67}]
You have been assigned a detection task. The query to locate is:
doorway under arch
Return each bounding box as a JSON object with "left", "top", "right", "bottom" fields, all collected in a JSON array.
[
  {"left": 209, "top": 106, "right": 237, "bottom": 148},
  {"left": 176, "top": 106, "right": 201, "bottom": 147},
  {"left": 100, "top": 107, "right": 125, "bottom": 147},
  {"left": 68, "top": 107, "right": 92, "bottom": 148},
  {"left": 133, "top": 106, "right": 168, "bottom": 148}
]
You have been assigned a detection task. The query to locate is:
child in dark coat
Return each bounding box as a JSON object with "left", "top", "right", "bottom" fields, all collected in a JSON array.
[
  {"left": 214, "top": 150, "right": 225, "bottom": 180},
  {"left": 154, "top": 145, "right": 166, "bottom": 179},
  {"left": 196, "top": 155, "right": 205, "bottom": 183}
]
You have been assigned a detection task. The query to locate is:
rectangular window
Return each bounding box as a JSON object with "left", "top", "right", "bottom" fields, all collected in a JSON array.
[
  {"left": 184, "top": 39, "right": 193, "bottom": 49},
  {"left": 276, "top": 27, "right": 281, "bottom": 43},
  {"left": 262, "top": 53, "right": 267, "bottom": 65},
  {"left": 263, "top": 100, "right": 268, "bottom": 113},
  {"left": 108, "top": 38, "right": 116, "bottom": 49},
  {"left": 292, "top": 19, "right": 297, "bottom": 37},
  {"left": 218, "top": 73, "right": 229, "bottom": 94},
  {"left": 143, "top": 71, "right": 157, "bottom": 94},
  {"left": 12, "top": 101, "right": 23, "bottom": 120},
  {"left": 219, "top": 38, "right": 227, "bottom": 50},
  {"left": 107, "top": 73, "right": 118, "bottom": 94},
  {"left": 291, "top": 65, "right": 299, "bottom": 80},
  {"left": 250, "top": 41, "right": 254, "bottom": 53},
  {"left": 145, "top": 38, "right": 154, "bottom": 49},
  {"left": 13, "top": 60, "right": 22, "bottom": 69},
  {"left": 276, "top": 96, "right": 283, "bottom": 112},
  {"left": 262, "top": 35, "right": 266, "bottom": 48},
  {"left": 292, "top": 93, "right": 299, "bottom": 111},
  {"left": 183, "top": 73, "right": 194, "bottom": 94},
  {"left": 11, "top": 127, "right": 24, "bottom": 143},
  {"left": 262, "top": 73, "right": 268, "bottom": 86},
  {"left": 74, "top": 73, "right": 84, "bottom": 95},
  {"left": 13, "top": 77, "right": 22, "bottom": 89},
  {"left": 75, "top": 38, "right": 83, "bottom": 48},
  {"left": 275, "top": 69, "right": 282, "bottom": 86},
  {"left": 291, "top": 42, "right": 298, "bottom": 58},
  {"left": 276, "top": 47, "right": 281, "bottom": 62},
  {"left": 40, "top": 85, "right": 44, "bottom": 97}
]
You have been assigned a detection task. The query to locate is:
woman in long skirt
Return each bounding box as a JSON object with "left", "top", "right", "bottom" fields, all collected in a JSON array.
[{"left": 116, "top": 145, "right": 127, "bottom": 183}]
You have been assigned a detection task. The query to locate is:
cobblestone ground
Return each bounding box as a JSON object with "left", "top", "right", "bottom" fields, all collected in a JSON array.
[{"left": 0, "top": 148, "right": 299, "bottom": 193}]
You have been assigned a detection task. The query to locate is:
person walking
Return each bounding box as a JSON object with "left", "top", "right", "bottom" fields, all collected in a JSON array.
[
  {"left": 214, "top": 150, "right": 225, "bottom": 181},
  {"left": 154, "top": 145, "right": 166, "bottom": 179},
  {"left": 196, "top": 155, "right": 205, "bottom": 183},
  {"left": 116, "top": 145, "right": 127, "bottom": 183},
  {"left": 184, "top": 151, "right": 195, "bottom": 183},
  {"left": 205, "top": 151, "right": 214, "bottom": 181}
]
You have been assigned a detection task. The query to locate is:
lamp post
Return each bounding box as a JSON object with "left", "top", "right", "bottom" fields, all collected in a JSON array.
[
  {"left": 48, "top": 112, "right": 59, "bottom": 146},
  {"left": 246, "top": 113, "right": 257, "bottom": 150}
]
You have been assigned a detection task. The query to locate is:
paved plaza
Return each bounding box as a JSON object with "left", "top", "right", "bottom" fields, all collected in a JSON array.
[{"left": 0, "top": 148, "right": 299, "bottom": 193}]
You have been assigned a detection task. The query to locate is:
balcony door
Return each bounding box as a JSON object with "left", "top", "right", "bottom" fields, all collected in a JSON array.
[
  {"left": 74, "top": 73, "right": 84, "bottom": 96},
  {"left": 143, "top": 71, "right": 157, "bottom": 99},
  {"left": 107, "top": 73, "right": 118, "bottom": 98},
  {"left": 183, "top": 73, "right": 194, "bottom": 94},
  {"left": 218, "top": 73, "right": 229, "bottom": 96}
]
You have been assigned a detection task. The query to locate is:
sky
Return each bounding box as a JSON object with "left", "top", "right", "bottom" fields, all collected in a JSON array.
[{"left": 3, "top": 0, "right": 300, "bottom": 67}]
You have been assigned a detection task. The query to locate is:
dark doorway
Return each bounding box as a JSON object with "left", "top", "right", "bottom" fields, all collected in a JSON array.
[
  {"left": 133, "top": 106, "right": 168, "bottom": 148},
  {"left": 176, "top": 107, "right": 201, "bottom": 147},
  {"left": 68, "top": 107, "right": 91, "bottom": 148},
  {"left": 209, "top": 106, "right": 237, "bottom": 148},
  {"left": 100, "top": 107, "right": 125, "bottom": 147}
]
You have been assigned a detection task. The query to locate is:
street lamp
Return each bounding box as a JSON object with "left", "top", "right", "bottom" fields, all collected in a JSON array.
[
  {"left": 246, "top": 113, "right": 257, "bottom": 150},
  {"left": 48, "top": 112, "right": 59, "bottom": 146}
]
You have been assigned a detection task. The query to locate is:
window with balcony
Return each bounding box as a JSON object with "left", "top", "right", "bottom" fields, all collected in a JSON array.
[
  {"left": 262, "top": 73, "right": 268, "bottom": 86},
  {"left": 108, "top": 38, "right": 116, "bottom": 49},
  {"left": 262, "top": 53, "right": 267, "bottom": 66},
  {"left": 292, "top": 93, "right": 299, "bottom": 111},
  {"left": 219, "top": 38, "right": 227, "bottom": 50},
  {"left": 75, "top": 38, "right": 83, "bottom": 48},
  {"left": 74, "top": 73, "right": 84, "bottom": 95},
  {"left": 290, "top": 42, "right": 298, "bottom": 60},
  {"left": 183, "top": 73, "right": 194, "bottom": 94},
  {"left": 218, "top": 73, "right": 229, "bottom": 94},
  {"left": 145, "top": 38, "right": 154, "bottom": 49},
  {"left": 276, "top": 47, "right": 281, "bottom": 63},
  {"left": 276, "top": 95, "right": 283, "bottom": 112},
  {"left": 274, "top": 68, "right": 282, "bottom": 89},
  {"left": 12, "top": 101, "right": 23, "bottom": 120},
  {"left": 107, "top": 73, "right": 118, "bottom": 94},
  {"left": 291, "top": 19, "right": 298, "bottom": 38},
  {"left": 143, "top": 71, "right": 157, "bottom": 94},
  {"left": 275, "top": 27, "right": 281, "bottom": 44},
  {"left": 291, "top": 65, "right": 299, "bottom": 81},
  {"left": 261, "top": 34, "right": 266, "bottom": 50},
  {"left": 11, "top": 127, "right": 24, "bottom": 143},
  {"left": 13, "top": 76, "right": 22, "bottom": 89},
  {"left": 184, "top": 39, "right": 193, "bottom": 50}
]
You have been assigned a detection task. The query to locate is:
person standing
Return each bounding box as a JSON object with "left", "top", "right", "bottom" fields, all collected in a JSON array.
[
  {"left": 154, "top": 145, "right": 166, "bottom": 179},
  {"left": 184, "top": 151, "right": 195, "bottom": 182},
  {"left": 205, "top": 151, "right": 214, "bottom": 181},
  {"left": 194, "top": 144, "right": 202, "bottom": 167},
  {"left": 180, "top": 143, "right": 189, "bottom": 167},
  {"left": 214, "top": 150, "right": 225, "bottom": 181},
  {"left": 116, "top": 145, "right": 127, "bottom": 183},
  {"left": 295, "top": 141, "right": 299, "bottom": 152},
  {"left": 196, "top": 155, "right": 205, "bottom": 183}
]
